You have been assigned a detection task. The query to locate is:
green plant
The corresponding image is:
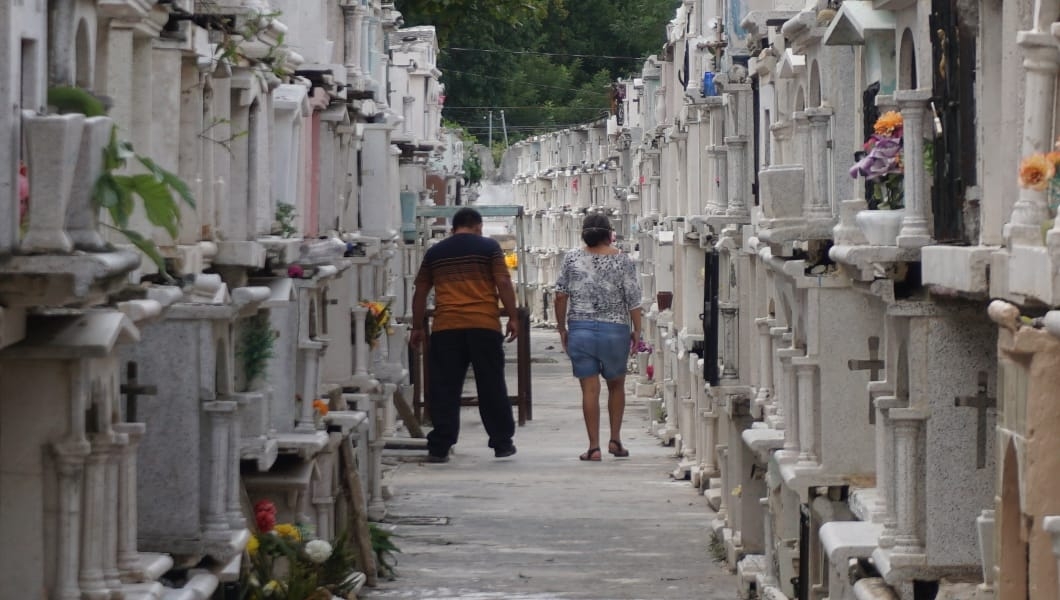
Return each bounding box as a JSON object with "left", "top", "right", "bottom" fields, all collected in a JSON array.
[
  {"left": 370, "top": 522, "right": 401, "bottom": 580},
  {"left": 94, "top": 126, "right": 196, "bottom": 277},
  {"left": 463, "top": 154, "right": 483, "bottom": 185},
  {"left": 274, "top": 203, "right": 297, "bottom": 238},
  {"left": 47, "top": 87, "right": 195, "bottom": 278},
  {"left": 707, "top": 531, "right": 726, "bottom": 564},
  {"left": 239, "top": 314, "right": 276, "bottom": 386}
]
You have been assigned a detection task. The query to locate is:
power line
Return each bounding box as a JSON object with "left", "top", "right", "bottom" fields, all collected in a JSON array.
[
  {"left": 442, "top": 68, "right": 610, "bottom": 94},
  {"left": 443, "top": 46, "right": 648, "bottom": 62}
]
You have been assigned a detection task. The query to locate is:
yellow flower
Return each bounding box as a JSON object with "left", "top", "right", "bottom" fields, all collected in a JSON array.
[
  {"left": 263, "top": 580, "right": 282, "bottom": 595},
  {"left": 504, "top": 252, "right": 518, "bottom": 270},
  {"left": 246, "top": 535, "right": 260, "bottom": 556},
  {"left": 273, "top": 523, "right": 301, "bottom": 542},
  {"left": 1019, "top": 153, "right": 1055, "bottom": 191},
  {"left": 873, "top": 111, "right": 903, "bottom": 136}
]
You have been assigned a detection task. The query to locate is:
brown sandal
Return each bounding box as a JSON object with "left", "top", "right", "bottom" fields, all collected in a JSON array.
[
  {"left": 579, "top": 447, "right": 601, "bottom": 461},
  {"left": 608, "top": 440, "right": 630, "bottom": 458}
]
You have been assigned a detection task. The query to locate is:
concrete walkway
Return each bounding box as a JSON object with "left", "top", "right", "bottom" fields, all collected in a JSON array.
[{"left": 362, "top": 329, "right": 738, "bottom": 600}]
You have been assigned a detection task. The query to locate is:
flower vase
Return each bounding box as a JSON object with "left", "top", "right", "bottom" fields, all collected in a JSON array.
[{"left": 855, "top": 209, "right": 906, "bottom": 246}]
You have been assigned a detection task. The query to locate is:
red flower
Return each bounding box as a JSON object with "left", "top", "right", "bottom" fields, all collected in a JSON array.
[{"left": 254, "top": 499, "right": 277, "bottom": 533}]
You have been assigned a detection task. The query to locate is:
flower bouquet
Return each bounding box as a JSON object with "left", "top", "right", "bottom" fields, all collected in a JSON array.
[
  {"left": 359, "top": 300, "right": 392, "bottom": 348},
  {"left": 243, "top": 499, "right": 361, "bottom": 599},
  {"left": 1017, "top": 138, "right": 1060, "bottom": 238},
  {"left": 850, "top": 111, "right": 905, "bottom": 210}
]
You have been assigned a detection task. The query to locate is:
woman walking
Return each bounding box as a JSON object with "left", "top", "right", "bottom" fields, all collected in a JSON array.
[{"left": 554, "top": 214, "right": 643, "bottom": 461}]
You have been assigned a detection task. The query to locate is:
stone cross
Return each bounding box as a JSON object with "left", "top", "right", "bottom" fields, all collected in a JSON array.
[
  {"left": 954, "top": 371, "right": 995, "bottom": 469},
  {"left": 848, "top": 336, "right": 884, "bottom": 424},
  {"left": 120, "top": 361, "right": 157, "bottom": 422}
]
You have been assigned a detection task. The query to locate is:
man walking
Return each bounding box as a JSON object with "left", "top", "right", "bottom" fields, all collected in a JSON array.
[{"left": 410, "top": 207, "right": 519, "bottom": 462}]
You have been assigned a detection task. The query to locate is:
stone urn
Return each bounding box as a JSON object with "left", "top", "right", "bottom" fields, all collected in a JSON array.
[{"left": 855, "top": 209, "right": 905, "bottom": 246}]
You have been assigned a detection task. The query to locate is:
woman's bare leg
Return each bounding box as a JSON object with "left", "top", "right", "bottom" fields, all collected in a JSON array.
[
  {"left": 605, "top": 375, "right": 626, "bottom": 444},
  {"left": 580, "top": 376, "right": 602, "bottom": 452}
]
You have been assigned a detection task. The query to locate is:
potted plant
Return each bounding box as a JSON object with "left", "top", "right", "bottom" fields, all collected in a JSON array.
[{"left": 850, "top": 110, "right": 905, "bottom": 245}]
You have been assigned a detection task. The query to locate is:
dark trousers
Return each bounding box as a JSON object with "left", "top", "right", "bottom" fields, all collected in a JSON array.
[{"left": 426, "top": 328, "right": 514, "bottom": 455}]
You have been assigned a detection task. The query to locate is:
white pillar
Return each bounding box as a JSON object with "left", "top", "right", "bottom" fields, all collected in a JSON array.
[
  {"left": 794, "top": 111, "right": 814, "bottom": 218},
  {"left": 755, "top": 318, "right": 774, "bottom": 410},
  {"left": 203, "top": 401, "right": 236, "bottom": 537},
  {"left": 102, "top": 436, "right": 126, "bottom": 591},
  {"left": 54, "top": 442, "right": 90, "bottom": 600},
  {"left": 725, "top": 136, "right": 750, "bottom": 217},
  {"left": 895, "top": 90, "right": 933, "bottom": 247},
  {"left": 777, "top": 345, "right": 800, "bottom": 459},
  {"left": 113, "top": 423, "right": 145, "bottom": 580},
  {"left": 795, "top": 360, "right": 818, "bottom": 465},
  {"left": 79, "top": 440, "right": 109, "bottom": 599},
  {"left": 806, "top": 107, "right": 834, "bottom": 219},
  {"left": 889, "top": 407, "right": 928, "bottom": 556},
  {"left": 706, "top": 145, "right": 728, "bottom": 214},
  {"left": 227, "top": 396, "right": 246, "bottom": 528},
  {"left": 1006, "top": 31, "right": 1060, "bottom": 245}
]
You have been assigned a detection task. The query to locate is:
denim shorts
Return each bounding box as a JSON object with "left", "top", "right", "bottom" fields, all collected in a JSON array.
[{"left": 567, "top": 320, "right": 630, "bottom": 380}]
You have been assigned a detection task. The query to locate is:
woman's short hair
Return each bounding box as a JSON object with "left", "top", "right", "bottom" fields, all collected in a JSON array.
[{"left": 581, "top": 214, "right": 612, "bottom": 247}]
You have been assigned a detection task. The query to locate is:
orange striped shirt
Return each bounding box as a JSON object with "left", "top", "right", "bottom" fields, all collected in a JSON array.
[{"left": 414, "top": 233, "right": 511, "bottom": 332}]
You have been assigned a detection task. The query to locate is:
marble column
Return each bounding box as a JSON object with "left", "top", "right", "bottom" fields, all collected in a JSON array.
[
  {"left": 769, "top": 328, "right": 790, "bottom": 423},
  {"left": 1007, "top": 31, "right": 1060, "bottom": 245},
  {"left": 203, "top": 401, "right": 236, "bottom": 538},
  {"left": 353, "top": 304, "right": 370, "bottom": 377},
  {"left": 895, "top": 90, "right": 934, "bottom": 247},
  {"left": 873, "top": 396, "right": 900, "bottom": 538},
  {"left": 341, "top": 4, "right": 366, "bottom": 82},
  {"left": 101, "top": 434, "right": 128, "bottom": 592},
  {"left": 54, "top": 442, "right": 90, "bottom": 600},
  {"left": 717, "top": 446, "right": 730, "bottom": 521},
  {"left": 755, "top": 318, "right": 775, "bottom": 411},
  {"left": 700, "top": 403, "right": 717, "bottom": 475},
  {"left": 227, "top": 395, "right": 247, "bottom": 528},
  {"left": 806, "top": 107, "right": 834, "bottom": 219},
  {"left": 794, "top": 360, "right": 818, "bottom": 465},
  {"left": 725, "top": 136, "right": 750, "bottom": 217},
  {"left": 889, "top": 407, "right": 929, "bottom": 556},
  {"left": 721, "top": 303, "right": 739, "bottom": 380},
  {"left": 80, "top": 439, "right": 110, "bottom": 599},
  {"left": 706, "top": 145, "right": 728, "bottom": 214},
  {"left": 777, "top": 344, "right": 801, "bottom": 458},
  {"left": 113, "top": 423, "right": 145, "bottom": 581},
  {"left": 296, "top": 347, "right": 323, "bottom": 432},
  {"left": 794, "top": 111, "right": 813, "bottom": 219}
]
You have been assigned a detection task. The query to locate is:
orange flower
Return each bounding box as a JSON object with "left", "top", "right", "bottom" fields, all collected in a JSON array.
[
  {"left": 873, "top": 111, "right": 903, "bottom": 136},
  {"left": 1046, "top": 151, "right": 1060, "bottom": 168},
  {"left": 1019, "top": 153, "right": 1055, "bottom": 191},
  {"left": 312, "top": 399, "right": 329, "bottom": 416}
]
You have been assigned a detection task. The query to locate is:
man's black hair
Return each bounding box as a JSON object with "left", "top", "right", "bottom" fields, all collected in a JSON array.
[{"left": 452, "top": 207, "right": 483, "bottom": 230}]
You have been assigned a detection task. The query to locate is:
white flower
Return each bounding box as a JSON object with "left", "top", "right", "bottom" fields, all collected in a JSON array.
[{"left": 304, "top": 539, "right": 333, "bottom": 564}]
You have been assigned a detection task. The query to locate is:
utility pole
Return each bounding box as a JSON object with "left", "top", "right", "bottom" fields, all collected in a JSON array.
[
  {"left": 500, "top": 110, "right": 509, "bottom": 148},
  {"left": 488, "top": 110, "right": 493, "bottom": 148}
]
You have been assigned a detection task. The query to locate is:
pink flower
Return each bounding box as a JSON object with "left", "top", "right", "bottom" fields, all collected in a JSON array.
[
  {"left": 18, "top": 162, "right": 29, "bottom": 221},
  {"left": 287, "top": 264, "right": 305, "bottom": 278}
]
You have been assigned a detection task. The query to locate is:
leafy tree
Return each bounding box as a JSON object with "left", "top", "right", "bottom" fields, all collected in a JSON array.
[{"left": 397, "top": 0, "right": 677, "bottom": 145}]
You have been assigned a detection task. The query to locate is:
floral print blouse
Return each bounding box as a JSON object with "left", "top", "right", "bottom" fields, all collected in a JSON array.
[{"left": 554, "top": 248, "right": 642, "bottom": 325}]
